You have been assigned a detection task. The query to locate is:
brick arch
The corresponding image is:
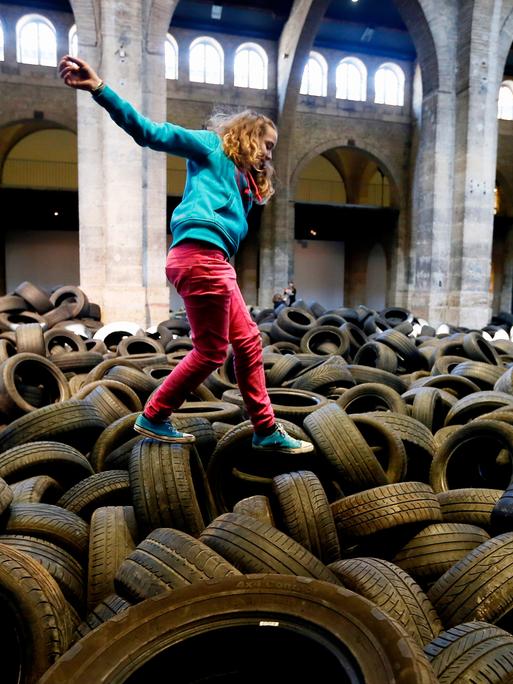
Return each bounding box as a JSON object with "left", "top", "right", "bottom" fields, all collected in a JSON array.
[
  {"left": 0, "top": 119, "right": 75, "bottom": 183},
  {"left": 393, "top": 0, "right": 444, "bottom": 96},
  {"left": 67, "top": 0, "right": 98, "bottom": 48},
  {"left": 290, "top": 140, "right": 401, "bottom": 208}
]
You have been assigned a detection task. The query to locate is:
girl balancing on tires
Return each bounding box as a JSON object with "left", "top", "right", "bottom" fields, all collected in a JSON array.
[{"left": 59, "top": 55, "right": 313, "bottom": 454}]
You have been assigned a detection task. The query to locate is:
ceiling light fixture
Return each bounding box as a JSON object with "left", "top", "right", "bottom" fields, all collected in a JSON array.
[{"left": 211, "top": 4, "right": 223, "bottom": 20}]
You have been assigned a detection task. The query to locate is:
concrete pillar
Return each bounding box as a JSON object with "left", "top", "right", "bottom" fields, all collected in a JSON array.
[
  {"left": 448, "top": 0, "right": 510, "bottom": 328},
  {"left": 395, "top": 0, "right": 458, "bottom": 326},
  {"left": 71, "top": 0, "right": 176, "bottom": 326},
  {"left": 258, "top": 0, "right": 330, "bottom": 307}
]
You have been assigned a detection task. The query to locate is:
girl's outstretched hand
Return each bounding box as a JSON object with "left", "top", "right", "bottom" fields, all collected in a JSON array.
[{"left": 58, "top": 55, "right": 102, "bottom": 92}]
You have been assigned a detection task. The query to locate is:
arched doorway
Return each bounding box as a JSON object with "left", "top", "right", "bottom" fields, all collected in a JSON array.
[
  {"left": 0, "top": 126, "right": 78, "bottom": 294},
  {"left": 293, "top": 147, "right": 398, "bottom": 310}
]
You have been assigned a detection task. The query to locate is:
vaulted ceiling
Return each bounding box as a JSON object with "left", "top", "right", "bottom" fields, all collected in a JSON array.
[{"left": 1, "top": 0, "right": 417, "bottom": 60}]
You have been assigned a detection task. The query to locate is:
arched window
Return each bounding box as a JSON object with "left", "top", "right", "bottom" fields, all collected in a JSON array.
[
  {"left": 234, "top": 42, "right": 267, "bottom": 89},
  {"left": 336, "top": 57, "right": 366, "bottom": 101},
  {"left": 375, "top": 62, "right": 405, "bottom": 107},
  {"left": 165, "top": 33, "right": 178, "bottom": 80},
  {"left": 69, "top": 24, "right": 78, "bottom": 58},
  {"left": 17, "top": 14, "right": 57, "bottom": 66},
  {"left": 498, "top": 82, "right": 513, "bottom": 120},
  {"left": 300, "top": 51, "right": 328, "bottom": 97},
  {"left": 0, "top": 19, "right": 5, "bottom": 61},
  {"left": 189, "top": 36, "right": 223, "bottom": 85}
]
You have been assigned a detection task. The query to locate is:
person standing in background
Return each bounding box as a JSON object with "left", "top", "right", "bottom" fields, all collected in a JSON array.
[{"left": 284, "top": 281, "right": 297, "bottom": 306}]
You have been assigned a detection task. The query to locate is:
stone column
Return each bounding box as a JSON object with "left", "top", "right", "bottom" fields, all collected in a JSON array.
[
  {"left": 258, "top": 0, "right": 330, "bottom": 307},
  {"left": 448, "top": 0, "right": 511, "bottom": 328},
  {"left": 395, "top": 0, "right": 458, "bottom": 326},
  {"left": 71, "top": 0, "right": 175, "bottom": 326}
]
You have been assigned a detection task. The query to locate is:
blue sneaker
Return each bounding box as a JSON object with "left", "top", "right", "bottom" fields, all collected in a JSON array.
[
  {"left": 252, "top": 423, "right": 314, "bottom": 454},
  {"left": 134, "top": 413, "right": 196, "bottom": 444}
]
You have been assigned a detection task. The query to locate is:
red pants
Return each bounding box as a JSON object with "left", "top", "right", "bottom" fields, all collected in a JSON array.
[{"left": 144, "top": 241, "right": 275, "bottom": 432}]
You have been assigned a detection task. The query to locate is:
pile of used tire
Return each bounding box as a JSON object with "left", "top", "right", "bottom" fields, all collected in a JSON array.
[{"left": 2, "top": 282, "right": 513, "bottom": 682}]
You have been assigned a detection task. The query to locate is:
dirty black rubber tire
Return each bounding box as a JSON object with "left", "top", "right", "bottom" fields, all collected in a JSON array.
[
  {"left": 328, "top": 557, "right": 443, "bottom": 648},
  {"left": 412, "top": 373, "right": 481, "bottom": 398},
  {"left": 49, "top": 286, "right": 89, "bottom": 319},
  {"left": 232, "top": 495, "right": 275, "bottom": 526},
  {"left": 299, "top": 325, "right": 350, "bottom": 357},
  {"left": 0, "top": 535, "right": 85, "bottom": 610},
  {"left": 265, "top": 354, "right": 303, "bottom": 387},
  {"left": 87, "top": 506, "right": 137, "bottom": 611},
  {"left": 427, "top": 532, "right": 513, "bottom": 629},
  {"left": 272, "top": 470, "right": 340, "bottom": 564},
  {"left": 392, "top": 522, "right": 491, "bottom": 586},
  {"left": 38, "top": 574, "right": 438, "bottom": 684},
  {"left": 444, "top": 390, "right": 513, "bottom": 425},
  {"left": 276, "top": 307, "right": 316, "bottom": 337},
  {"left": 437, "top": 488, "right": 503, "bottom": 530},
  {"left": 129, "top": 440, "right": 216, "bottom": 536},
  {"left": 336, "top": 382, "right": 407, "bottom": 415},
  {"left": 200, "top": 512, "right": 340, "bottom": 583},
  {"left": 57, "top": 470, "right": 131, "bottom": 521},
  {"left": 289, "top": 356, "right": 355, "bottom": 394},
  {"left": 462, "top": 332, "right": 501, "bottom": 365},
  {"left": 365, "top": 411, "right": 436, "bottom": 483},
  {"left": 117, "top": 336, "right": 165, "bottom": 356},
  {"left": 303, "top": 403, "right": 388, "bottom": 493},
  {"left": 346, "top": 364, "right": 409, "bottom": 394},
  {"left": 353, "top": 341, "right": 399, "bottom": 373},
  {"left": 44, "top": 329, "right": 87, "bottom": 355},
  {"left": 174, "top": 400, "right": 243, "bottom": 424},
  {"left": 0, "top": 476, "right": 13, "bottom": 514},
  {"left": 0, "top": 542, "right": 74, "bottom": 683},
  {"left": 104, "top": 365, "right": 158, "bottom": 402},
  {"left": 206, "top": 419, "right": 318, "bottom": 513},
  {"left": 15, "top": 281, "right": 52, "bottom": 313},
  {"left": 15, "top": 322, "right": 46, "bottom": 356},
  {"left": 331, "top": 482, "right": 442, "bottom": 538},
  {"left": 424, "top": 621, "right": 513, "bottom": 683},
  {"left": 350, "top": 414, "right": 408, "bottom": 483},
  {"left": 0, "top": 400, "right": 108, "bottom": 455},
  {"left": 10, "top": 475, "right": 63, "bottom": 504},
  {"left": 89, "top": 412, "right": 138, "bottom": 472},
  {"left": 0, "top": 441, "right": 94, "bottom": 487},
  {"left": 430, "top": 419, "right": 513, "bottom": 493},
  {"left": 0, "top": 353, "right": 71, "bottom": 417},
  {"left": 115, "top": 527, "right": 241, "bottom": 603},
  {"left": 450, "top": 361, "right": 504, "bottom": 391},
  {"left": 3, "top": 503, "right": 90, "bottom": 561},
  {"left": 73, "top": 594, "right": 131, "bottom": 643},
  {"left": 51, "top": 351, "right": 104, "bottom": 374}
]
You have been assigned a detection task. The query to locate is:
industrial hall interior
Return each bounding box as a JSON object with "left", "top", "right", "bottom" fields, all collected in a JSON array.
[{"left": 1, "top": 0, "right": 513, "bottom": 330}]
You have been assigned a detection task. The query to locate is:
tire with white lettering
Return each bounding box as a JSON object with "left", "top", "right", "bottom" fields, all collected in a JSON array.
[{"left": 38, "top": 574, "right": 438, "bottom": 684}]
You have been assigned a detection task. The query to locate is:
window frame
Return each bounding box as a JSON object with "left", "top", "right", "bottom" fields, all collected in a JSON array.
[
  {"left": 165, "top": 33, "right": 178, "bottom": 80},
  {"left": 374, "top": 61, "right": 405, "bottom": 107},
  {"left": 0, "top": 17, "right": 5, "bottom": 61},
  {"left": 300, "top": 50, "right": 328, "bottom": 98},
  {"left": 498, "top": 81, "right": 513, "bottom": 121},
  {"left": 234, "top": 41, "right": 268, "bottom": 90},
  {"left": 16, "top": 13, "right": 58, "bottom": 66},
  {"left": 68, "top": 24, "right": 78, "bottom": 58},
  {"left": 335, "top": 56, "right": 367, "bottom": 101},
  {"left": 189, "top": 35, "right": 224, "bottom": 85}
]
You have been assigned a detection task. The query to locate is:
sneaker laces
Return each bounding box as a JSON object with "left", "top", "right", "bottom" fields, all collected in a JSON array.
[{"left": 275, "top": 423, "right": 288, "bottom": 438}]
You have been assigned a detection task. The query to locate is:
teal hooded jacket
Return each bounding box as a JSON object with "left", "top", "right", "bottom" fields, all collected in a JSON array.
[{"left": 93, "top": 85, "right": 254, "bottom": 257}]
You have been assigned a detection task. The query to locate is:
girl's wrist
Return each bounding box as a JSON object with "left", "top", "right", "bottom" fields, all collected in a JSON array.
[{"left": 91, "top": 79, "right": 105, "bottom": 94}]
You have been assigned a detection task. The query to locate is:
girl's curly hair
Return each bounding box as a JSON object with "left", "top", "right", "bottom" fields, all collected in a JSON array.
[{"left": 207, "top": 109, "right": 277, "bottom": 203}]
